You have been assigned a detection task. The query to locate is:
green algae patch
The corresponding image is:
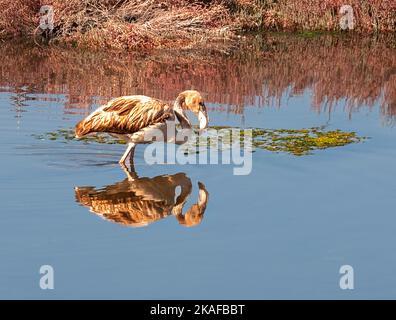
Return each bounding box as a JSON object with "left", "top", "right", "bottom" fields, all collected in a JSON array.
[
  {"left": 32, "top": 129, "right": 127, "bottom": 145},
  {"left": 209, "top": 126, "right": 367, "bottom": 156},
  {"left": 32, "top": 126, "right": 367, "bottom": 156}
]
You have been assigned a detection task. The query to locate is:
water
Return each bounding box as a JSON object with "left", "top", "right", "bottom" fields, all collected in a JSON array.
[{"left": 0, "top": 35, "right": 396, "bottom": 299}]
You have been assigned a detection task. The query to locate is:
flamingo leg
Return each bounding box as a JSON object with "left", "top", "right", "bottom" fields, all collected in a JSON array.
[{"left": 119, "top": 142, "right": 135, "bottom": 165}]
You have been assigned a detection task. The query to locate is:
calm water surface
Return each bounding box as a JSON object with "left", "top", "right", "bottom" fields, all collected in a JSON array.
[{"left": 0, "top": 35, "right": 396, "bottom": 299}]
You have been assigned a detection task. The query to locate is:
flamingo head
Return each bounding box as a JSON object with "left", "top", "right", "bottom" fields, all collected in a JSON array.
[{"left": 178, "top": 90, "right": 209, "bottom": 130}]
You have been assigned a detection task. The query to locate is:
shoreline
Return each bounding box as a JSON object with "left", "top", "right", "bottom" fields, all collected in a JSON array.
[{"left": 1, "top": 1, "right": 395, "bottom": 51}]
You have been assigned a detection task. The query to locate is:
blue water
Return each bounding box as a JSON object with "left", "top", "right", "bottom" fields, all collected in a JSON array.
[{"left": 0, "top": 43, "right": 396, "bottom": 299}]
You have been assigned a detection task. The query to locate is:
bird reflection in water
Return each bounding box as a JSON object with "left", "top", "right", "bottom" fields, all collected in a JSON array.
[{"left": 74, "top": 165, "right": 209, "bottom": 228}]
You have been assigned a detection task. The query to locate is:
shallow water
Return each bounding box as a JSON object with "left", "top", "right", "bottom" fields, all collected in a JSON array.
[{"left": 1, "top": 35, "right": 396, "bottom": 299}]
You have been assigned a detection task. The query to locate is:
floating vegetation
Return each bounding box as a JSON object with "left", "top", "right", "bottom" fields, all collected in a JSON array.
[
  {"left": 32, "top": 126, "right": 367, "bottom": 156},
  {"left": 32, "top": 129, "right": 126, "bottom": 145},
  {"left": 208, "top": 126, "right": 367, "bottom": 156}
]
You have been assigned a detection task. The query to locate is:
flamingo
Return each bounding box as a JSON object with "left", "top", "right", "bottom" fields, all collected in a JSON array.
[{"left": 75, "top": 90, "right": 209, "bottom": 165}]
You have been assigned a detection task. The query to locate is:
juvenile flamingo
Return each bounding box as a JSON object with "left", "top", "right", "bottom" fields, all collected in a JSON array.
[{"left": 75, "top": 90, "right": 209, "bottom": 165}]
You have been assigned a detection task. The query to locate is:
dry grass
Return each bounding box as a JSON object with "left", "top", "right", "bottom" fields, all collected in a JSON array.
[
  {"left": 47, "top": 0, "right": 238, "bottom": 50},
  {"left": 0, "top": 1, "right": 395, "bottom": 50},
  {"left": 0, "top": 0, "right": 41, "bottom": 38},
  {"left": 0, "top": 0, "right": 245, "bottom": 50},
  {"left": 263, "top": 0, "right": 396, "bottom": 33}
]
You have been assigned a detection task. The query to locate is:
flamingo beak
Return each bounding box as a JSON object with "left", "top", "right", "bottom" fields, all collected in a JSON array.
[{"left": 198, "top": 104, "right": 209, "bottom": 130}]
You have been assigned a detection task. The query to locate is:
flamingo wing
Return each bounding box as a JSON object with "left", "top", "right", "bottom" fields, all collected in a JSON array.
[{"left": 75, "top": 96, "right": 173, "bottom": 137}]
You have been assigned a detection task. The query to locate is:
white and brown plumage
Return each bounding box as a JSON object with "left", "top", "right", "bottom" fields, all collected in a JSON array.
[{"left": 75, "top": 90, "right": 209, "bottom": 165}]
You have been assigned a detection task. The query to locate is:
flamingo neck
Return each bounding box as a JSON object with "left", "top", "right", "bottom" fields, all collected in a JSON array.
[{"left": 173, "top": 98, "right": 192, "bottom": 129}]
